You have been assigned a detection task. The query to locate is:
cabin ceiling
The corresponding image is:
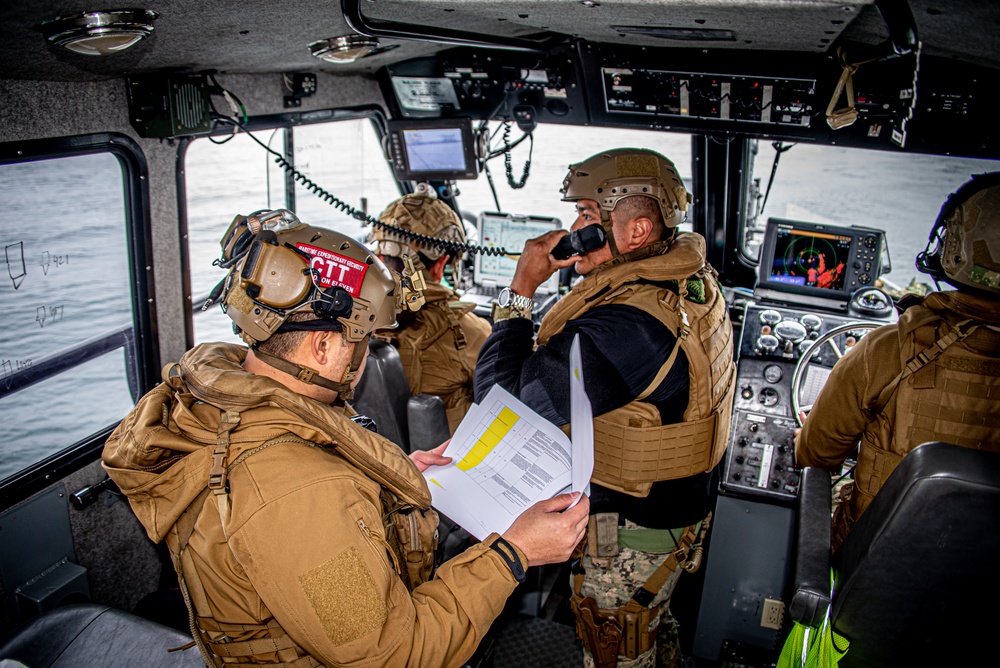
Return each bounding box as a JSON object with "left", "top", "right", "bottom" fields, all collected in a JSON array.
[{"left": 0, "top": 0, "right": 997, "bottom": 83}]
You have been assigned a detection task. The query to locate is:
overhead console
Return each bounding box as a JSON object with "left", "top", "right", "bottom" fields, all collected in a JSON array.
[
  {"left": 378, "top": 45, "right": 589, "bottom": 127},
  {"left": 378, "top": 38, "right": 1000, "bottom": 164},
  {"left": 599, "top": 64, "right": 817, "bottom": 129},
  {"left": 576, "top": 40, "right": 998, "bottom": 158}
]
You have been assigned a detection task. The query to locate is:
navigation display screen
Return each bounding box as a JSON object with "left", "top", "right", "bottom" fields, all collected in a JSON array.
[
  {"left": 387, "top": 118, "right": 478, "bottom": 180},
  {"left": 768, "top": 225, "right": 851, "bottom": 292},
  {"left": 402, "top": 127, "right": 466, "bottom": 172},
  {"left": 475, "top": 213, "right": 561, "bottom": 294},
  {"left": 756, "top": 217, "right": 884, "bottom": 308}
]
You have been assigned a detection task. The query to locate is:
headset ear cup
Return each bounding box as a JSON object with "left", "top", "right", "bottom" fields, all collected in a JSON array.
[{"left": 314, "top": 287, "right": 353, "bottom": 320}]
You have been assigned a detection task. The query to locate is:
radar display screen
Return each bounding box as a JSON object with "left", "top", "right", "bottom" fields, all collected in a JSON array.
[
  {"left": 769, "top": 225, "right": 851, "bottom": 292},
  {"left": 756, "top": 217, "right": 883, "bottom": 307},
  {"left": 402, "top": 127, "right": 466, "bottom": 172},
  {"left": 386, "top": 118, "right": 479, "bottom": 180}
]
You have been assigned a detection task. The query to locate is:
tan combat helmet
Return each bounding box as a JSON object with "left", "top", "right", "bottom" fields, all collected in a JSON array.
[
  {"left": 370, "top": 189, "right": 467, "bottom": 271},
  {"left": 217, "top": 209, "right": 416, "bottom": 344},
  {"left": 560, "top": 148, "right": 692, "bottom": 229},
  {"left": 214, "top": 209, "right": 423, "bottom": 398},
  {"left": 919, "top": 172, "right": 1000, "bottom": 296}
]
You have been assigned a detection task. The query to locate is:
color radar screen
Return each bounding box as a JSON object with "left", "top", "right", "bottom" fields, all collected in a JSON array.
[
  {"left": 476, "top": 214, "right": 561, "bottom": 292},
  {"left": 769, "top": 224, "right": 851, "bottom": 292}
]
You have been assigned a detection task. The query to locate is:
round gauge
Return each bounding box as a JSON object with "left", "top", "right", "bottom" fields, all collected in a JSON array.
[
  {"left": 757, "top": 334, "right": 780, "bottom": 354},
  {"left": 759, "top": 309, "right": 782, "bottom": 325},
  {"left": 758, "top": 387, "right": 779, "bottom": 407},
  {"left": 774, "top": 319, "right": 807, "bottom": 343},
  {"left": 800, "top": 314, "right": 823, "bottom": 331},
  {"left": 799, "top": 339, "right": 818, "bottom": 358},
  {"left": 763, "top": 364, "right": 783, "bottom": 383}
]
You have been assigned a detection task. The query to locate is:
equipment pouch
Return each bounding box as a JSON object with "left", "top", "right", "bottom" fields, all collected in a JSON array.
[{"left": 383, "top": 489, "right": 439, "bottom": 590}]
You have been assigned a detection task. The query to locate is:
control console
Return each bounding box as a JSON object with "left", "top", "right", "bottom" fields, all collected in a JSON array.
[{"left": 722, "top": 301, "right": 890, "bottom": 502}]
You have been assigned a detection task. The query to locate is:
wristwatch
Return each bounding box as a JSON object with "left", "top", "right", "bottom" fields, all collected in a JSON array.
[{"left": 496, "top": 287, "right": 533, "bottom": 310}]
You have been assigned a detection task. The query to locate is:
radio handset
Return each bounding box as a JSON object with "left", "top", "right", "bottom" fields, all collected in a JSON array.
[{"left": 551, "top": 225, "right": 608, "bottom": 260}]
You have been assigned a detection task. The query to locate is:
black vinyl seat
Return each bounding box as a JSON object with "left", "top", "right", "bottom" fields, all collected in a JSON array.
[
  {"left": 351, "top": 338, "right": 468, "bottom": 562},
  {"left": 790, "top": 441, "right": 1000, "bottom": 667},
  {"left": 351, "top": 338, "right": 451, "bottom": 454},
  {"left": 0, "top": 604, "right": 204, "bottom": 667}
]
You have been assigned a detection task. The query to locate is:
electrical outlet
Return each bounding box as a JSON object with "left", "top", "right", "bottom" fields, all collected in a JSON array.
[{"left": 761, "top": 597, "right": 785, "bottom": 630}]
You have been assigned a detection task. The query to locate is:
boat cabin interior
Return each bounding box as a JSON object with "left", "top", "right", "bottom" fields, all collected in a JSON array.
[{"left": 1, "top": 1, "right": 998, "bottom": 666}]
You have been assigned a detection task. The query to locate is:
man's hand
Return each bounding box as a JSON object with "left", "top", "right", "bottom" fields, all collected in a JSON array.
[
  {"left": 509, "top": 230, "right": 578, "bottom": 299},
  {"left": 503, "top": 492, "right": 590, "bottom": 566},
  {"left": 410, "top": 441, "right": 452, "bottom": 473}
]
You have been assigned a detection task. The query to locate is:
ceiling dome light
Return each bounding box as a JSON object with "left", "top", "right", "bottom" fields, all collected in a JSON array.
[
  {"left": 39, "top": 9, "right": 158, "bottom": 56},
  {"left": 309, "top": 34, "right": 397, "bottom": 64}
]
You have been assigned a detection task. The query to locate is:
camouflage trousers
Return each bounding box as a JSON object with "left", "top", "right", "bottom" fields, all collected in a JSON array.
[{"left": 577, "top": 520, "right": 685, "bottom": 668}]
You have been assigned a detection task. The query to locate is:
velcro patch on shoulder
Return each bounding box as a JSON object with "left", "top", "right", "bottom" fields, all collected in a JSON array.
[{"left": 298, "top": 546, "right": 388, "bottom": 646}]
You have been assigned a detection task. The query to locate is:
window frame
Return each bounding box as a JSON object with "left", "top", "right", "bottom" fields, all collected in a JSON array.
[{"left": 0, "top": 133, "right": 157, "bottom": 509}]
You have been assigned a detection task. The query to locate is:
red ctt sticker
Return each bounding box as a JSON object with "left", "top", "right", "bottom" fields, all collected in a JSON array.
[{"left": 296, "top": 243, "right": 368, "bottom": 296}]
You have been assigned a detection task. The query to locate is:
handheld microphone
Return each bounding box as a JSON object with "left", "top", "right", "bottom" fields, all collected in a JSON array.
[{"left": 551, "top": 225, "right": 608, "bottom": 260}]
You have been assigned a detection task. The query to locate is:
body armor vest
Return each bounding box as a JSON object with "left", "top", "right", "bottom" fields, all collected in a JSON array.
[
  {"left": 537, "top": 233, "right": 736, "bottom": 497},
  {"left": 847, "top": 294, "right": 1000, "bottom": 524},
  {"left": 384, "top": 278, "right": 480, "bottom": 432}
]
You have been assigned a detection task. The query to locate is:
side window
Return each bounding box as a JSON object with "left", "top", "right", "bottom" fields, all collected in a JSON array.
[
  {"left": 185, "top": 129, "right": 285, "bottom": 345},
  {"left": 292, "top": 121, "right": 401, "bottom": 236},
  {"left": 184, "top": 117, "right": 398, "bottom": 345},
  {"left": 0, "top": 152, "right": 136, "bottom": 482}
]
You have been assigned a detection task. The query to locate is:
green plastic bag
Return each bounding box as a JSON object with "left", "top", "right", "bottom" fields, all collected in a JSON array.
[{"left": 777, "top": 572, "right": 850, "bottom": 668}]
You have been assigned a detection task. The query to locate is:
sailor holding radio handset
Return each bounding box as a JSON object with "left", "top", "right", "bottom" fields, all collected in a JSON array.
[{"left": 475, "top": 148, "right": 736, "bottom": 668}]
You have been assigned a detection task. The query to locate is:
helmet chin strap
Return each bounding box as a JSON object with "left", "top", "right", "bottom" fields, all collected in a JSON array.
[
  {"left": 599, "top": 210, "right": 621, "bottom": 260},
  {"left": 252, "top": 332, "right": 371, "bottom": 405}
]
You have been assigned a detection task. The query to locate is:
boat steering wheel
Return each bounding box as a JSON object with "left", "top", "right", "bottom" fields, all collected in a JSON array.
[{"left": 790, "top": 321, "right": 882, "bottom": 427}]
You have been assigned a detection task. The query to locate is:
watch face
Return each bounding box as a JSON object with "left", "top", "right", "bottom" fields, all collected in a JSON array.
[{"left": 497, "top": 287, "right": 512, "bottom": 307}]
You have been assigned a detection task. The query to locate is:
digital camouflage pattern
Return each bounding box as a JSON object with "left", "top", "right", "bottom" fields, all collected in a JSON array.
[{"left": 578, "top": 520, "right": 685, "bottom": 668}]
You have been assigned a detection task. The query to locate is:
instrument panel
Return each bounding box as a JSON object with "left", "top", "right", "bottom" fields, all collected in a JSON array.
[{"left": 722, "top": 301, "right": 887, "bottom": 502}]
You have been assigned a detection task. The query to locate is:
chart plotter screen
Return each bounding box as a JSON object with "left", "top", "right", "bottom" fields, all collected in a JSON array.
[
  {"left": 756, "top": 217, "right": 884, "bottom": 306},
  {"left": 768, "top": 225, "right": 851, "bottom": 292}
]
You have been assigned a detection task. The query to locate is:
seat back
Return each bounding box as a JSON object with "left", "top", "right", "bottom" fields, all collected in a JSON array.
[
  {"left": 829, "top": 442, "right": 1000, "bottom": 667},
  {"left": 351, "top": 338, "right": 452, "bottom": 455},
  {"left": 352, "top": 338, "right": 414, "bottom": 451},
  {"left": 0, "top": 604, "right": 203, "bottom": 667}
]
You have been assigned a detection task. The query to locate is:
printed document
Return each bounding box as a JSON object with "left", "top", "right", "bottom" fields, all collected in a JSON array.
[{"left": 423, "top": 334, "right": 593, "bottom": 540}]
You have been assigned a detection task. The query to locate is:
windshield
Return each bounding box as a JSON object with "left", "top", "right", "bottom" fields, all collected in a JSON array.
[
  {"left": 743, "top": 142, "right": 998, "bottom": 290},
  {"left": 456, "top": 123, "right": 693, "bottom": 233}
]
